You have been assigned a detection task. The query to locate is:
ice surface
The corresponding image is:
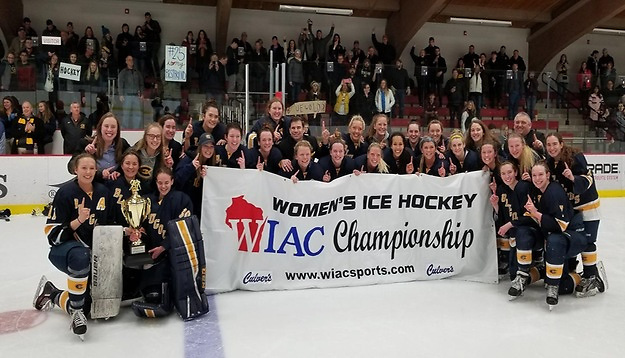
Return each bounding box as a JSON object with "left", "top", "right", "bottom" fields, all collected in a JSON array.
[{"left": 1, "top": 199, "right": 624, "bottom": 357}]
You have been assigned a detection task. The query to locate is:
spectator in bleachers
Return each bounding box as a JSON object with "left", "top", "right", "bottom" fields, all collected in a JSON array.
[
  {"left": 509, "top": 50, "right": 526, "bottom": 77},
  {"left": 61, "top": 52, "right": 79, "bottom": 91},
  {"left": 60, "top": 102, "right": 92, "bottom": 155},
  {"left": 333, "top": 78, "right": 356, "bottom": 125},
  {"left": 353, "top": 82, "right": 375, "bottom": 125},
  {"left": 387, "top": 59, "right": 410, "bottom": 118},
  {"left": 22, "top": 17, "right": 37, "bottom": 38},
  {"left": 115, "top": 24, "right": 133, "bottom": 70},
  {"left": 602, "top": 80, "right": 620, "bottom": 110},
  {"left": 454, "top": 58, "right": 466, "bottom": 80},
  {"left": 424, "top": 93, "right": 438, "bottom": 124},
  {"left": 601, "top": 62, "right": 617, "bottom": 90},
  {"left": 41, "top": 19, "right": 61, "bottom": 56},
  {"left": 460, "top": 100, "right": 476, "bottom": 133},
  {"left": 578, "top": 61, "right": 592, "bottom": 116},
  {"left": 13, "top": 101, "right": 44, "bottom": 154},
  {"left": 83, "top": 60, "right": 103, "bottom": 93},
  {"left": 0, "top": 52, "right": 17, "bottom": 91},
  {"left": 268, "top": 36, "right": 285, "bottom": 64},
  {"left": 23, "top": 38, "right": 38, "bottom": 66},
  {"left": 371, "top": 30, "right": 396, "bottom": 66},
  {"left": 201, "top": 53, "right": 227, "bottom": 105},
  {"left": 98, "top": 46, "right": 116, "bottom": 82},
  {"left": 364, "top": 46, "right": 379, "bottom": 66},
  {"left": 101, "top": 27, "right": 114, "bottom": 57},
  {"left": 2, "top": 96, "right": 20, "bottom": 136},
  {"left": 226, "top": 38, "right": 239, "bottom": 94},
  {"left": 9, "top": 27, "right": 27, "bottom": 56},
  {"left": 285, "top": 39, "right": 297, "bottom": 62},
  {"left": 236, "top": 32, "right": 253, "bottom": 91},
  {"left": 351, "top": 40, "right": 365, "bottom": 66},
  {"left": 375, "top": 78, "right": 395, "bottom": 118},
  {"left": 507, "top": 63, "right": 524, "bottom": 120},
  {"left": 599, "top": 48, "right": 614, "bottom": 78},
  {"left": 88, "top": 92, "right": 109, "bottom": 127},
  {"left": 468, "top": 66, "right": 483, "bottom": 117},
  {"left": 43, "top": 54, "right": 60, "bottom": 110},
  {"left": 182, "top": 31, "right": 196, "bottom": 72},
  {"left": 463, "top": 45, "right": 479, "bottom": 70},
  {"left": 196, "top": 29, "right": 213, "bottom": 76},
  {"left": 66, "top": 22, "right": 79, "bottom": 52},
  {"left": 37, "top": 101, "right": 57, "bottom": 152},
  {"left": 498, "top": 46, "right": 509, "bottom": 64},
  {"left": 132, "top": 25, "right": 149, "bottom": 77},
  {"left": 486, "top": 51, "right": 504, "bottom": 109},
  {"left": 555, "top": 54, "right": 569, "bottom": 108},
  {"left": 118, "top": 55, "right": 144, "bottom": 129},
  {"left": 78, "top": 26, "right": 100, "bottom": 57},
  {"left": 587, "top": 50, "right": 600, "bottom": 88},
  {"left": 249, "top": 39, "right": 268, "bottom": 93},
  {"left": 288, "top": 49, "right": 304, "bottom": 105},
  {"left": 143, "top": 12, "right": 162, "bottom": 78},
  {"left": 410, "top": 46, "right": 429, "bottom": 106},
  {"left": 588, "top": 85, "right": 605, "bottom": 125},
  {"left": 16, "top": 51, "right": 36, "bottom": 91},
  {"left": 327, "top": 34, "right": 344, "bottom": 62},
  {"left": 524, "top": 71, "right": 539, "bottom": 120},
  {"left": 611, "top": 102, "right": 625, "bottom": 152},
  {"left": 445, "top": 69, "right": 466, "bottom": 128},
  {"left": 311, "top": 21, "right": 334, "bottom": 62},
  {"left": 357, "top": 58, "right": 374, "bottom": 90},
  {"left": 424, "top": 37, "right": 436, "bottom": 60},
  {"left": 428, "top": 47, "right": 446, "bottom": 107}
]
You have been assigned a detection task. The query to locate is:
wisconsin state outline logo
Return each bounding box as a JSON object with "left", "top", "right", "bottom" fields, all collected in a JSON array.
[{"left": 225, "top": 195, "right": 267, "bottom": 252}]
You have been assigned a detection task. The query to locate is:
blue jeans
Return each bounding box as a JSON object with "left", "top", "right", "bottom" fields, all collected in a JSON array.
[
  {"left": 122, "top": 95, "right": 142, "bottom": 129},
  {"left": 394, "top": 89, "right": 406, "bottom": 117}
]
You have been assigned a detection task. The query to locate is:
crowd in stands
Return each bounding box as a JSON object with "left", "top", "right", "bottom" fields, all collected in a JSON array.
[{"left": 2, "top": 13, "right": 625, "bottom": 155}]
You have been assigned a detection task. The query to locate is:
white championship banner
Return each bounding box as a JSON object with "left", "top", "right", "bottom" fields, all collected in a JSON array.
[{"left": 202, "top": 168, "right": 498, "bottom": 292}]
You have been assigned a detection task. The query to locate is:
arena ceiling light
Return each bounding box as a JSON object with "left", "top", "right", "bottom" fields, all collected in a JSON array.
[
  {"left": 593, "top": 27, "right": 625, "bottom": 36},
  {"left": 279, "top": 4, "right": 353, "bottom": 16},
  {"left": 448, "top": 17, "right": 512, "bottom": 27}
]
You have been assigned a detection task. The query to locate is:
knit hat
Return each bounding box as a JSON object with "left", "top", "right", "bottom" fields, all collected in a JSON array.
[{"left": 101, "top": 26, "right": 110, "bottom": 36}]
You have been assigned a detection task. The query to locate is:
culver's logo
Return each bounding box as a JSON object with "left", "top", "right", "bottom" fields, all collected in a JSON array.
[
  {"left": 426, "top": 264, "right": 454, "bottom": 276},
  {"left": 224, "top": 195, "right": 325, "bottom": 257},
  {"left": 242, "top": 271, "right": 273, "bottom": 285}
]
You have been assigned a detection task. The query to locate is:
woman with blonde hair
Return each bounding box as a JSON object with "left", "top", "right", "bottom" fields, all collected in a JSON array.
[
  {"left": 445, "top": 130, "right": 480, "bottom": 174},
  {"left": 133, "top": 122, "right": 170, "bottom": 189},
  {"left": 366, "top": 113, "right": 389, "bottom": 149},
  {"left": 506, "top": 132, "right": 540, "bottom": 181},
  {"left": 354, "top": 142, "right": 389, "bottom": 174},
  {"left": 342, "top": 115, "right": 369, "bottom": 158},
  {"left": 416, "top": 136, "right": 447, "bottom": 176}
]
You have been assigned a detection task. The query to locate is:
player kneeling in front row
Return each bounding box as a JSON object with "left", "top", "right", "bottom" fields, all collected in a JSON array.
[
  {"left": 518, "top": 162, "right": 589, "bottom": 309},
  {"left": 34, "top": 154, "right": 112, "bottom": 339}
]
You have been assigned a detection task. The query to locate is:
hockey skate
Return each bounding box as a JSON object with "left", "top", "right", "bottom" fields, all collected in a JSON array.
[
  {"left": 575, "top": 261, "right": 608, "bottom": 298},
  {"left": 508, "top": 271, "right": 529, "bottom": 299},
  {"left": 33, "top": 275, "right": 59, "bottom": 311},
  {"left": 69, "top": 308, "right": 88, "bottom": 341},
  {"left": 546, "top": 284, "right": 559, "bottom": 310}
]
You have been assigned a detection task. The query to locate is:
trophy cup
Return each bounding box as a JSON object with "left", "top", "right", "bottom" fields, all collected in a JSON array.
[{"left": 121, "top": 180, "right": 153, "bottom": 266}]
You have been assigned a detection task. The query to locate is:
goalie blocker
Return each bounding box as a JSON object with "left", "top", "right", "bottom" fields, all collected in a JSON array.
[{"left": 167, "top": 215, "right": 209, "bottom": 320}]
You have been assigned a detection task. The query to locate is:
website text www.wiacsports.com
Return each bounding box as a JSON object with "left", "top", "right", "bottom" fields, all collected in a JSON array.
[{"left": 285, "top": 264, "right": 415, "bottom": 281}]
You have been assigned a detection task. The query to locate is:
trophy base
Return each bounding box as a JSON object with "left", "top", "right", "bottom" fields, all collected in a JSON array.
[{"left": 124, "top": 253, "right": 154, "bottom": 267}]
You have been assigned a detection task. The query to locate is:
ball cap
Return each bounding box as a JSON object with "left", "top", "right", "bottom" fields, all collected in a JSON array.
[{"left": 198, "top": 133, "right": 215, "bottom": 146}]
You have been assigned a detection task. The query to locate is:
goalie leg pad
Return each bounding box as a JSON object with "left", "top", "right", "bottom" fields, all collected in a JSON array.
[
  {"left": 131, "top": 283, "right": 171, "bottom": 318},
  {"left": 166, "top": 216, "right": 209, "bottom": 320}
]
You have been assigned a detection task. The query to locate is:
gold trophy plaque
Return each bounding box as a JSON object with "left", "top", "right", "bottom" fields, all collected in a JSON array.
[{"left": 121, "top": 180, "right": 152, "bottom": 265}]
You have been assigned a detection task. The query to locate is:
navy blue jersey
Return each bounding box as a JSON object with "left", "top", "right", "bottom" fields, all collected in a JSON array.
[
  {"left": 318, "top": 156, "right": 355, "bottom": 181},
  {"left": 278, "top": 160, "right": 324, "bottom": 181},
  {"left": 446, "top": 149, "right": 481, "bottom": 173},
  {"left": 247, "top": 146, "right": 283, "bottom": 174},
  {"left": 383, "top": 148, "right": 413, "bottom": 174},
  {"left": 45, "top": 180, "right": 112, "bottom": 247},
  {"left": 215, "top": 144, "right": 254, "bottom": 168},
  {"left": 277, "top": 135, "right": 323, "bottom": 161},
  {"left": 342, "top": 132, "right": 369, "bottom": 158},
  {"left": 166, "top": 139, "right": 184, "bottom": 170},
  {"left": 174, "top": 155, "right": 219, "bottom": 220},
  {"left": 186, "top": 121, "right": 226, "bottom": 154},
  {"left": 416, "top": 154, "right": 448, "bottom": 177},
  {"left": 547, "top": 152, "right": 599, "bottom": 213},
  {"left": 531, "top": 182, "right": 583, "bottom": 235},
  {"left": 496, "top": 180, "right": 537, "bottom": 230},
  {"left": 353, "top": 154, "right": 385, "bottom": 173},
  {"left": 144, "top": 190, "right": 193, "bottom": 251}
]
